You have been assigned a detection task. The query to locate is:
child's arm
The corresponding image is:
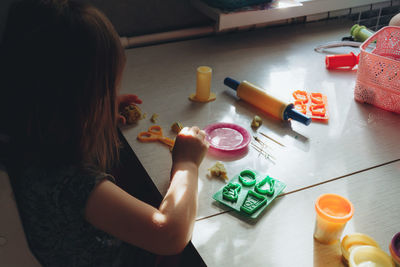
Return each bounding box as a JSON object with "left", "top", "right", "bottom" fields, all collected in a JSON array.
[{"left": 85, "top": 126, "right": 208, "bottom": 255}]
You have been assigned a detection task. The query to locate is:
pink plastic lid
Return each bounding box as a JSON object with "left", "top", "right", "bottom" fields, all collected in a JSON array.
[{"left": 204, "top": 122, "right": 250, "bottom": 152}]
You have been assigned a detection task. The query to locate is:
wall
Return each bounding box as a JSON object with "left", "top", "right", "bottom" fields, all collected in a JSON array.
[
  {"left": 87, "top": 0, "right": 212, "bottom": 36},
  {"left": 1, "top": 0, "right": 399, "bottom": 44},
  {"left": 0, "top": 0, "right": 212, "bottom": 42}
]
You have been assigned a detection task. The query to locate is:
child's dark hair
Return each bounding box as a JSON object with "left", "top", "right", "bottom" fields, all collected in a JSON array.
[{"left": 0, "top": 0, "right": 125, "bottom": 170}]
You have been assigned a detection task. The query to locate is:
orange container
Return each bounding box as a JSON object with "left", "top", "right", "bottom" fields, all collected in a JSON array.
[{"left": 314, "top": 194, "right": 354, "bottom": 244}]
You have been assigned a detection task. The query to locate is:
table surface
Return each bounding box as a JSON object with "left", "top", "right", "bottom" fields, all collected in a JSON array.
[
  {"left": 120, "top": 19, "right": 400, "bottom": 266},
  {"left": 192, "top": 161, "right": 400, "bottom": 267}
]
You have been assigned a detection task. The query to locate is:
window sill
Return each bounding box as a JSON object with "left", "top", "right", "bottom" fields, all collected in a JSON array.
[{"left": 191, "top": 0, "right": 392, "bottom": 31}]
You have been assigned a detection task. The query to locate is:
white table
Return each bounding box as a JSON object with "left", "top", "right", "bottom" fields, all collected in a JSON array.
[
  {"left": 120, "top": 19, "right": 400, "bottom": 266},
  {"left": 191, "top": 161, "right": 400, "bottom": 267}
]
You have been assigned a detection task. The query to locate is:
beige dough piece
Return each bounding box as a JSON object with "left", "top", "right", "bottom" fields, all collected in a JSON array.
[
  {"left": 208, "top": 161, "right": 228, "bottom": 180},
  {"left": 251, "top": 115, "right": 262, "bottom": 129},
  {"left": 150, "top": 113, "right": 159, "bottom": 123},
  {"left": 171, "top": 122, "right": 183, "bottom": 134}
]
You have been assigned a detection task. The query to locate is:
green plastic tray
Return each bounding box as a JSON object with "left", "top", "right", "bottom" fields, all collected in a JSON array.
[{"left": 213, "top": 169, "right": 286, "bottom": 219}]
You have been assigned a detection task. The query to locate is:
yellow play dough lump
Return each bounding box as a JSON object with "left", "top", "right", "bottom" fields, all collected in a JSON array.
[
  {"left": 121, "top": 104, "right": 142, "bottom": 124},
  {"left": 251, "top": 115, "right": 262, "bottom": 129},
  {"left": 150, "top": 113, "right": 159, "bottom": 123},
  {"left": 171, "top": 122, "right": 183, "bottom": 134},
  {"left": 208, "top": 161, "right": 228, "bottom": 180}
]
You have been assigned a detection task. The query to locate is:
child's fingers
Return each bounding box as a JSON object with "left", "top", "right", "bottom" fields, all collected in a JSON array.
[
  {"left": 118, "top": 94, "right": 142, "bottom": 105},
  {"left": 198, "top": 130, "right": 209, "bottom": 147},
  {"left": 198, "top": 130, "right": 207, "bottom": 141},
  {"left": 191, "top": 126, "right": 200, "bottom": 134},
  {"left": 178, "top": 126, "right": 207, "bottom": 142},
  {"left": 179, "top": 127, "right": 191, "bottom": 136},
  {"left": 203, "top": 140, "right": 210, "bottom": 149},
  {"left": 117, "top": 114, "right": 127, "bottom": 125},
  {"left": 180, "top": 126, "right": 200, "bottom": 137},
  {"left": 198, "top": 130, "right": 206, "bottom": 138}
]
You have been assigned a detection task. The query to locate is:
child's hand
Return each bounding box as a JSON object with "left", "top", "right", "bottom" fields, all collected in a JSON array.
[
  {"left": 117, "top": 94, "right": 142, "bottom": 125},
  {"left": 172, "top": 126, "right": 209, "bottom": 168}
]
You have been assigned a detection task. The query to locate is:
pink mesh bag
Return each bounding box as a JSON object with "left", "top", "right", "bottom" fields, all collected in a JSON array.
[{"left": 354, "top": 26, "right": 400, "bottom": 113}]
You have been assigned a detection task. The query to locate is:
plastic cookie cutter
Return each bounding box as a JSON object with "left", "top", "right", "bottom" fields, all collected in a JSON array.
[
  {"left": 238, "top": 170, "right": 257, "bottom": 186},
  {"left": 294, "top": 100, "right": 307, "bottom": 114},
  {"left": 310, "top": 93, "right": 324, "bottom": 104},
  {"left": 212, "top": 170, "right": 286, "bottom": 219},
  {"left": 255, "top": 176, "right": 275, "bottom": 196},
  {"left": 222, "top": 182, "right": 242, "bottom": 202},
  {"left": 137, "top": 125, "right": 175, "bottom": 148},
  {"left": 293, "top": 90, "right": 309, "bottom": 103},
  {"left": 240, "top": 190, "right": 267, "bottom": 215},
  {"left": 310, "top": 104, "right": 326, "bottom": 117},
  {"left": 292, "top": 90, "right": 329, "bottom": 121}
]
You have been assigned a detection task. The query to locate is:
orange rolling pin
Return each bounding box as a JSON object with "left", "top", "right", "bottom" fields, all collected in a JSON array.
[{"left": 224, "top": 77, "right": 311, "bottom": 125}]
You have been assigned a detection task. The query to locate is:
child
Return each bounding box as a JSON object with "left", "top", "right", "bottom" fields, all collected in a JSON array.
[{"left": 0, "top": 0, "right": 209, "bottom": 266}]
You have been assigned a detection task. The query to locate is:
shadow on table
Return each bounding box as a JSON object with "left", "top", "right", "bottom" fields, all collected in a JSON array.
[
  {"left": 313, "top": 238, "right": 344, "bottom": 267},
  {"left": 207, "top": 146, "right": 249, "bottom": 161}
]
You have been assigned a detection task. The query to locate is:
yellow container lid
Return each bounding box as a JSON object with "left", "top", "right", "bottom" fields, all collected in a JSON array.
[
  {"left": 315, "top": 193, "right": 354, "bottom": 223},
  {"left": 341, "top": 233, "right": 380, "bottom": 263},
  {"left": 349, "top": 245, "right": 394, "bottom": 267}
]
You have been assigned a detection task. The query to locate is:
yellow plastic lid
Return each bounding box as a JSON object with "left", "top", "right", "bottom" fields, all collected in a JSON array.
[
  {"left": 349, "top": 245, "right": 394, "bottom": 267},
  {"left": 315, "top": 193, "right": 354, "bottom": 223},
  {"left": 341, "top": 233, "right": 380, "bottom": 262}
]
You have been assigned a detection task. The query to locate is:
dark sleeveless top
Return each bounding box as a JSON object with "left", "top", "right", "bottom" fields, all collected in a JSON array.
[{"left": 11, "top": 164, "right": 154, "bottom": 267}]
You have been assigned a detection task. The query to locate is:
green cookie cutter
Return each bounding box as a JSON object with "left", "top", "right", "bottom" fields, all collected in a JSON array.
[
  {"left": 212, "top": 169, "right": 286, "bottom": 219},
  {"left": 240, "top": 190, "right": 267, "bottom": 215},
  {"left": 222, "top": 182, "right": 241, "bottom": 202},
  {"left": 238, "top": 170, "right": 256, "bottom": 186},
  {"left": 255, "top": 176, "right": 275, "bottom": 196}
]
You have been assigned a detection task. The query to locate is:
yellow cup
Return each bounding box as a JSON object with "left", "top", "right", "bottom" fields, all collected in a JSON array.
[
  {"left": 314, "top": 193, "right": 354, "bottom": 244},
  {"left": 349, "top": 245, "right": 394, "bottom": 267},
  {"left": 189, "top": 66, "right": 216, "bottom": 102},
  {"left": 341, "top": 233, "right": 380, "bottom": 265}
]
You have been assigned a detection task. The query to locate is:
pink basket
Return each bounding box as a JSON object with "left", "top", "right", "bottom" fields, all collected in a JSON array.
[{"left": 354, "top": 26, "right": 400, "bottom": 113}]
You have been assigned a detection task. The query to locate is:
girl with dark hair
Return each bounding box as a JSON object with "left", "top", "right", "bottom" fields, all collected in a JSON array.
[{"left": 0, "top": 1, "right": 208, "bottom": 266}]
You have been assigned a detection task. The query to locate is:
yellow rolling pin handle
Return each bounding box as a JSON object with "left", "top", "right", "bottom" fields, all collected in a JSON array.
[{"left": 224, "top": 77, "right": 311, "bottom": 125}]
